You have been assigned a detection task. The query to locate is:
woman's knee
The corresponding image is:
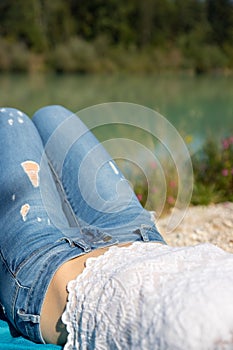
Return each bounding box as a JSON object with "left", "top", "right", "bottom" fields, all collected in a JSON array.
[
  {"left": 32, "top": 105, "right": 75, "bottom": 145},
  {"left": 0, "top": 107, "right": 30, "bottom": 125},
  {"left": 32, "top": 105, "right": 72, "bottom": 125}
]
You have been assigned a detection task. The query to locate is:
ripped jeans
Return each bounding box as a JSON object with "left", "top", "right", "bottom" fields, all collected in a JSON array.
[{"left": 0, "top": 106, "right": 165, "bottom": 343}]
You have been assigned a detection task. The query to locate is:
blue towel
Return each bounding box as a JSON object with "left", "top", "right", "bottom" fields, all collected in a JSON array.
[{"left": 0, "top": 316, "right": 62, "bottom": 350}]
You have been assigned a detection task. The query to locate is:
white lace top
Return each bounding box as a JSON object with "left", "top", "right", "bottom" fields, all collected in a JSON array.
[{"left": 62, "top": 242, "right": 233, "bottom": 349}]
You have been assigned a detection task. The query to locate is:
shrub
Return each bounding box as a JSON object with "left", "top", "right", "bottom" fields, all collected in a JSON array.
[
  {"left": 192, "top": 136, "right": 233, "bottom": 203},
  {"left": 49, "top": 36, "right": 101, "bottom": 73},
  {"left": 0, "top": 38, "right": 11, "bottom": 71},
  {"left": 9, "top": 42, "right": 31, "bottom": 72},
  {"left": 120, "top": 136, "right": 233, "bottom": 215},
  {"left": 0, "top": 38, "right": 30, "bottom": 72},
  {"left": 117, "top": 159, "right": 179, "bottom": 216}
]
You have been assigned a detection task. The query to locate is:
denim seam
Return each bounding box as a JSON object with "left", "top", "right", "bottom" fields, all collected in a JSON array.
[
  {"left": 22, "top": 247, "right": 86, "bottom": 343},
  {"left": 14, "top": 242, "right": 60, "bottom": 277},
  {"left": 0, "top": 251, "right": 15, "bottom": 279},
  {"left": 47, "top": 158, "right": 82, "bottom": 231},
  {"left": 20, "top": 254, "right": 53, "bottom": 342},
  {"left": 0, "top": 252, "right": 30, "bottom": 289},
  {"left": 1, "top": 241, "right": 61, "bottom": 278}
]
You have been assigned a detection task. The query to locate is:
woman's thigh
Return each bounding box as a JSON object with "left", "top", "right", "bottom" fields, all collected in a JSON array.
[
  {"left": 0, "top": 107, "right": 73, "bottom": 342},
  {"left": 0, "top": 107, "right": 69, "bottom": 259},
  {"left": 32, "top": 105, "right": 165, "bottom": 244}
]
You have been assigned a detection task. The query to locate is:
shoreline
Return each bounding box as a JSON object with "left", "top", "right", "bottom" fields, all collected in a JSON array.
[{"left": 157, "top": 202, "right": 233, "bottom": 253}]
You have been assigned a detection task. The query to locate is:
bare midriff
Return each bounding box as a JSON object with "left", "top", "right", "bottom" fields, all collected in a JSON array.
[{"left": 40, "top": 243, "right": 132, "bottom": 345}]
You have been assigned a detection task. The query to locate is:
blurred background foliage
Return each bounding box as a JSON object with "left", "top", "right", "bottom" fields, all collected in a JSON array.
[
  {"left": 0, "top": 0, "right": 232, "bottom": 210},
  {"left": 0, "top": 0, "right": 232, "bottom": 74}
]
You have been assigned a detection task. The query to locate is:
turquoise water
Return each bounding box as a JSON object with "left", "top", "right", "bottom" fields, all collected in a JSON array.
[
  {"left": 0, "top": 72, "right": 232, "bottom": 144},
  {"left": 0, "top": 73, "right": 232, "bottom": 214}
]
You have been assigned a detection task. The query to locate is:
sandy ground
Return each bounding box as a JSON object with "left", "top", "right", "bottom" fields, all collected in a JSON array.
[{"left": 157, "top": 202, "right": 233, "bottom": 254}]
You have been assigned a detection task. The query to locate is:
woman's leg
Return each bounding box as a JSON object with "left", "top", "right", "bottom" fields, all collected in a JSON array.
[
  {"left": 33, "top": 105, "right": 165, "bottom": 244},
  {"left": 0, "top": 108, "right": 72, "bottom": 342},
  {"left": 0, "top": 107, "right": 70, "bottom": 246}
]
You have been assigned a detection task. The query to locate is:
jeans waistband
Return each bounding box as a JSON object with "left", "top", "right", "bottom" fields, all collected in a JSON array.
[{"left": 3, "top": 222, "right": 165, "bottom": 344}]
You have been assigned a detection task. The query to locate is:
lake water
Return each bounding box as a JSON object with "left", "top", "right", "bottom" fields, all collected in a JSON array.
[
  {"left": 0, "top": 73, "right": 232, "bottom": 144},
  {"left": 0, "top": 73, "right": 232, "bottom": 217}
]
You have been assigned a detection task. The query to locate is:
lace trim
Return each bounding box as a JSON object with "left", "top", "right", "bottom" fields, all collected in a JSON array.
[{"left": 62, "top": 242, "right": 233, "bottom": 349}]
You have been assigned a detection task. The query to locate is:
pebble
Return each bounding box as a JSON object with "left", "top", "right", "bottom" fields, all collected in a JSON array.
[{"left": 157, "top": 202, "right": 233, "bottom": 253}]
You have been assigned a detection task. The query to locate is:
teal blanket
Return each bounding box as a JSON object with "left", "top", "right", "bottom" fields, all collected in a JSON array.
[{"left": 0, "top": 315, "right": 62, "bottom": 350}]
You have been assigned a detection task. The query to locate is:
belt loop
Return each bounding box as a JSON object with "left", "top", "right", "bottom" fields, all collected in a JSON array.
[
  {"left": 17, "top": 309, "right": 40, "bottom": 324},
  {"left": 73, "top": 239, "right": 92, "bottom": 253},
  {"left": 139, "top": 225, "right": 150, "bottom": 242},
  {"left": 58, "top": 236, "right": 91, "bottom": 252}
]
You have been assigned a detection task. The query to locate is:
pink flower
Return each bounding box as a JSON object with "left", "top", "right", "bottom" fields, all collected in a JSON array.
[
  {"left": 150, "top": 161, "right": 157, "bottom": 169},
  {"left": 222, "top": 139, "right": 229, "bottom": 150},
  {"left": 151, "top": 186, "right": 157, "bottom": 193},
  {"left": 137, "top": 194, "right": 143, "bottom": 201},
  {"left": 222, "top": 169, "right": 229, "bottom": 176},
  {"left": 167, "top": 196, "right": 175, "bottom": 205},
  {"left": 169, "top": 180, "right": 177, "bottom": 188},
  {"left": 229, "top": 136, "right": 233, "bottom": 144}
]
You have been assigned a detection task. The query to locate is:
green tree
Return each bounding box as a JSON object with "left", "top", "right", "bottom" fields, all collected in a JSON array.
[
  {"left": 206, "top": 0, "right": 233, "bottom": 47},
  {"left": 0, "top": 0, "right": 46, "bottom": 51},
  {"left": 0, "top": 0, "right": 232, "bottom": 72},
  {"left": 0, "top": 0, "right": 74, "bottom": 51}
]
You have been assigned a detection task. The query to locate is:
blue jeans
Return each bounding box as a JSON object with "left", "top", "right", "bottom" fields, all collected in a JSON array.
[{"left": 0, "top": 106, "right": 165, "bottom": 343}]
